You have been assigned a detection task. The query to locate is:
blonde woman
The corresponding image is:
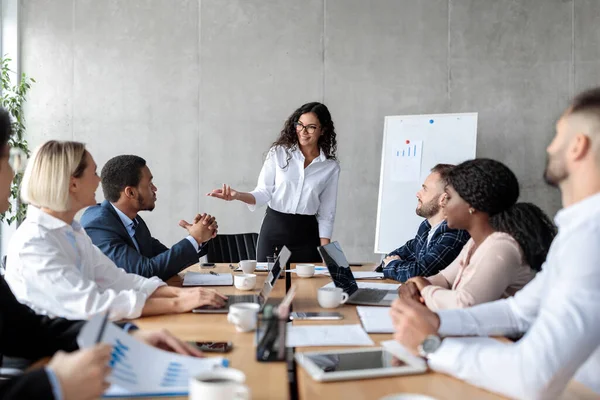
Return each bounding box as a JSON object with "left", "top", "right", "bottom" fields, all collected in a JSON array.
[{"left": 5, "top": 140, "right": 226, "bottom": 320}]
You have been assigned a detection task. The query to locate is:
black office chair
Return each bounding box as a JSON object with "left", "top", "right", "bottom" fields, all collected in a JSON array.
[{"left": 205, "top": 233, "right": 259, "bottom": 263}]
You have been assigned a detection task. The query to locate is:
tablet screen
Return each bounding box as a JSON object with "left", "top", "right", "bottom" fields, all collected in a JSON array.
[{"left": 305, "top": 350, "right": 406, "bottom": 373}]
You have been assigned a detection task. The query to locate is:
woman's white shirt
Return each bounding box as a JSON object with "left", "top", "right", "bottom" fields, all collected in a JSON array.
[
  {"left": 249, "top": 146, "right": 340, "bottom": 238},
  {"left": 5, "top": 205, "right": 165, "bottom": 320}
]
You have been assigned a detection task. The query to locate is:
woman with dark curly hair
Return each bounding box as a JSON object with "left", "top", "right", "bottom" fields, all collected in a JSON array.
[
  {"left": 399, "top": 158, "right": 556, "bottom": 310},
  {"left": 207, "top": 102, "right": 340, "bottom": 262}
]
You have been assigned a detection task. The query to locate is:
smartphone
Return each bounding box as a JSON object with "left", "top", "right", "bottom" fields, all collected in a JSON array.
[
  {"left": 289, "top": 312, "right": 344, "bottom": 320},
  {"left": 188, "top": 341, "right": 233, "bottom": 353},
  {"left": 200, "top": 263, "right": 215, "bottom": 268}
]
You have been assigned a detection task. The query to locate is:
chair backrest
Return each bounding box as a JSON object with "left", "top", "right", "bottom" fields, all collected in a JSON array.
[{"left": 206, "top": 233, "right": 259, "bottom": 263}]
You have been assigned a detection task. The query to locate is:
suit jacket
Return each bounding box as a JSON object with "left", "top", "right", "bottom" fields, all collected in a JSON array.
[
  {"left": 0, "top": 275, "right": 84, "bottom": 399},
  {"left": 80, "top": 200, "right": 207, "bottom": 280}
]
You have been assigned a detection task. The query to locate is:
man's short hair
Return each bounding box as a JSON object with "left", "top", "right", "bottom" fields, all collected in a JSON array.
[
  {"left": 101, "top": 155, "right": 147, "bottom": 202},
  {"left": 571, "top": 87, "right": 600, "bottom": 115},
  {"left": 21, "top": 141, "right": 87, "bottom": 212},
  {"left": 430, "top": 163, "right": 455, "bottom": 186}
]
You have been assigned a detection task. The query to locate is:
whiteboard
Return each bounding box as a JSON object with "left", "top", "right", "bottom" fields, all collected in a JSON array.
[{"left": 374, "top": 113, "right": 478, "bottom": 254}]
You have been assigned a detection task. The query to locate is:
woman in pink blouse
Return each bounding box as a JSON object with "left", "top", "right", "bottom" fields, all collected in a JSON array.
[{"left": 399, "top": 159, "right": 556, "bottom": 311}]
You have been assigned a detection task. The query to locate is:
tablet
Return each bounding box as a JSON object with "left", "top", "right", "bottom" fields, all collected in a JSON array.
[{"left": 295, "top": 347, "right": 427, "bottom": 382}]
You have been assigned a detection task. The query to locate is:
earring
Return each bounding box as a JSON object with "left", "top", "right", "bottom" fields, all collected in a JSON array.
[{"left": 469, "top": 209, "right": 474, "bottom": 215}]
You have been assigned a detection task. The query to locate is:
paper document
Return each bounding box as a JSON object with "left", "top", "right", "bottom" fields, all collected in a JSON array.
[
  {"left": 287, "top": 324, "right": 374, "bottom": 347},
  {"left": 182, "top": 272, "right": 233, "bottom": 286},
  {"left": 321, "top": 282, "right": 400, "bottom": 291},
  {"left": 391, "top": 140, "right": 423, "bottom": 182},
  {"left": 77, "top": 314, "right": 227, "bottom": 397},
  {"left": 356, "top": 306, "right": 394, "bottom": 333}
]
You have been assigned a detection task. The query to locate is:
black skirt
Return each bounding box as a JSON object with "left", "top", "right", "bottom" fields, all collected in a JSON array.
[{"left": 256, "top": 207, "right": 321, "bottom": 263}]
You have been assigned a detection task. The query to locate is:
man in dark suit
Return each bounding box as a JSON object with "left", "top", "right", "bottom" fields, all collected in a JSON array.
[
  {"left": 81, "top": 155, "right": 218, "bottom": 280},
  {"left": 0, "top": 108, "right": 203, "bottom": 399}
]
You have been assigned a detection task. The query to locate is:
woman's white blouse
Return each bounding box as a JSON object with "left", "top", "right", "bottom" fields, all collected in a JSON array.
[
  {"left": 5, "top": 206, "right": 165, "bottom": 320},
  {"left": 249, "top": 146, "right": 340, "bottom": 238}
]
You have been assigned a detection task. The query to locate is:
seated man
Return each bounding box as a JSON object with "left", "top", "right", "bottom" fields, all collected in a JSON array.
[
  {"left": 377, "top": 164, "right": 469, "bottom": 282},
  {"left": 81, "top": 155, "right": 215, "bottom": 280},
  {"left": 390, "top": 88, "right": 600, "bottom": 399},
  {"left": 0, "top": 108, "right": 202, "bottom": 400}
]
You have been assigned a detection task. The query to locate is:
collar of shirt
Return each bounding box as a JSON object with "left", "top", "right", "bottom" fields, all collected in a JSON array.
[
  {"left": 26, "top": 205, "right": 82, "bottom": 232},
  {"left": 554, "top": 191, "right": 600, "bottom": 229},
  {"left": 292, "top": 146, "right": 327, "bottom": 164},
  {"left": 110, "top": 203, "right": 137, "bottom": 234},
  {"left": 427, "top": 220, "right": 444, "bottom": 245}
]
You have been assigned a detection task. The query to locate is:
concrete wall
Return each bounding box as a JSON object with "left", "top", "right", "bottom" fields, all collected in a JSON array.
[{"left": 19, "top": 0, "right": 600, "bottom": 262}]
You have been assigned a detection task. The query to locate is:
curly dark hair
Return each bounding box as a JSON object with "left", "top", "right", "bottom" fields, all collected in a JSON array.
[
  {"left": 0, "top": 108, "right": 11, "bottom": 150},
  {"left": 271, "top": 102, "right": 337, "bottom": 167},
  {"left": 101, "top": 155, "right": 147, "bottom": 202},
  {"left": 448, "top": 158, "right": 555, "bottom": 271},
  {"left": 491, "top": 202, "right": 556, "bottom": 271}
]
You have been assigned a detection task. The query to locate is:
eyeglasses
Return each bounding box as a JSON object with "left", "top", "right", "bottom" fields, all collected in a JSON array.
[
  {"left": 9, "top": 147, "right": 28, "bottom": 174},
  {"left": 294, "top": 122, "right": 320, "bottom": 135}
]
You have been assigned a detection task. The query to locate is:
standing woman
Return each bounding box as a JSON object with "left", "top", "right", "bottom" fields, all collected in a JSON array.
[{"left": 207, "top": 102, "right": 340, "bottom": 262}]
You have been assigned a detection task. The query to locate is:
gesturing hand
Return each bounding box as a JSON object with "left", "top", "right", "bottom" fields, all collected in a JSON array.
[{"left": 207, "top": 184, "right": 239, "bottom": 201}]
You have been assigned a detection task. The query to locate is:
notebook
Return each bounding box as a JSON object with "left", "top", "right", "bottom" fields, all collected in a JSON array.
[
  {"left": 356, "top": 306, "right": 395, "bottom": 333},
  {"left": 182, "top": 272, "right": 233, "bottom": 286}
]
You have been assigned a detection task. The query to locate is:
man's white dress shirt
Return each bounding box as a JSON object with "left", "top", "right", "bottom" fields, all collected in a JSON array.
[
  {"left": 427, "top": 192, "right": 600, "bottom": 399},
  {"left": 249, "top": 146, "right": 340, "bottom": 239},
  {"left": 5, "top": 206, "right": 165, "bottom": 320}
]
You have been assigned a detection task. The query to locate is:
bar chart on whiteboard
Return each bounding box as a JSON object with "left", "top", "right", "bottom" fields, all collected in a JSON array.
[{"left": 391, "top": 140, "right": 423, "bottom": 182}]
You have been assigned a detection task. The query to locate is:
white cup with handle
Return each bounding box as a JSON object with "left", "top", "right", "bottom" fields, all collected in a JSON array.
[
  {"left": 227, "top": 303, "right": 260, "bottom": 332},
  {"left": 189, "top": 368, "right": 250, "bottom": 400},
  {"left": 239, "top": 260, "right": 257, "bottom": 274},
  {"left": 234, "top": 273, "right": 256, "bottom": 291},
  {"left": 317, "top": 287, "right": 349, "bottom": 308}
]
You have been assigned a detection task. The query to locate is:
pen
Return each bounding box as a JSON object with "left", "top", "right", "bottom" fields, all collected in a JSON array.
[
  {"left": 209, "top": 271, "right": 220, "bottom": 276},
  {"left": 95, "top": 310, "right": 110, "bottom": 344}
]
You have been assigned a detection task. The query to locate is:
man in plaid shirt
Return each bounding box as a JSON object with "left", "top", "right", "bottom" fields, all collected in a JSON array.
[{"left": 377, "top": 164, "right": 469, "bottom": 282}]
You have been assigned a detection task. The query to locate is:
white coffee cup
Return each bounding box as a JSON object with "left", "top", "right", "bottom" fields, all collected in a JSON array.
[
  {"left": 318, "top": 287, "right": 349, "bottom": 308},
  {"left": 296, "top": 264, "right": 315, "bottom": 278},
  {"left": 227, "top": 303, "right": 260, "bottom": 332},
  {"left": 189, "top": 368, "right": 250, "bottom": 400},
  {"left": 239, "top": 260, "right": 257, "bottom": 274},
  {"left": 234, "top": 273, "right": 256, "bottom": 291}
]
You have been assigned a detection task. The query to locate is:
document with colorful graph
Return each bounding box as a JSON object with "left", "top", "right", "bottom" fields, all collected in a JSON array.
[{"left": 77, "top": 314, "right": 228, "bottom": 397}]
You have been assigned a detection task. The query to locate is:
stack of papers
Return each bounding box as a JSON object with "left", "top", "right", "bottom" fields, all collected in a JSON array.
[
  {"left": 182, "top": 272, "right": 233, "bottom": 286},
  {"left": 287, "top": 324, "right": 374, "bottom": 347},
  {"left": 77, "top": 314, "right": 227, "bottom": 398},
  {"left": 356, "top": 306, "right": 395, "bottom": 333}
]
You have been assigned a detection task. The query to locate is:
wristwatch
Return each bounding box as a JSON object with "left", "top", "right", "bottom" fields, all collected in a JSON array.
[{"left": 418, "top": 334, "right": 442, "bottom": 358}]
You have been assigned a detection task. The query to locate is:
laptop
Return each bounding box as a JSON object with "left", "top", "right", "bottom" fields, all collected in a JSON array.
[
  {"left": 193, "top": 246, "right": 291, "bottom": 314},
  {"left": 318, "top": 242, "right": 397, "bottom": 306}
]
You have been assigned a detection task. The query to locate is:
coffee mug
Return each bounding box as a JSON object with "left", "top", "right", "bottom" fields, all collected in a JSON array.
[
  {"left": 227, "top": 302, "right": 260, "bottom": 332},
  {"left": 296, "top": 264, "right": 315, "bottom": 278},
  {"left": 234, "top": 274, "right": 256, "bottom": 291},
  {"left": 189, "top": 368, "right": 250, "bottom": 400},
  {"left": 317, "top": 287, "right": 349, "bottom": 308},
  {"left": 239, "top": 260, "right": 257, "bottom": 274}
]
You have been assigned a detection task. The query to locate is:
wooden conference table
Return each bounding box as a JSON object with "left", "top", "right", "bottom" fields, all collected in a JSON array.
[{"left": 128, "top": 263, "right": 596, "bottom": 400}]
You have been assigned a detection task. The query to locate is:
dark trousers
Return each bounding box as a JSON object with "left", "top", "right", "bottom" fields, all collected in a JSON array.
[{"left": 256, "top": 207, "right": 321, "bottom": 263}]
